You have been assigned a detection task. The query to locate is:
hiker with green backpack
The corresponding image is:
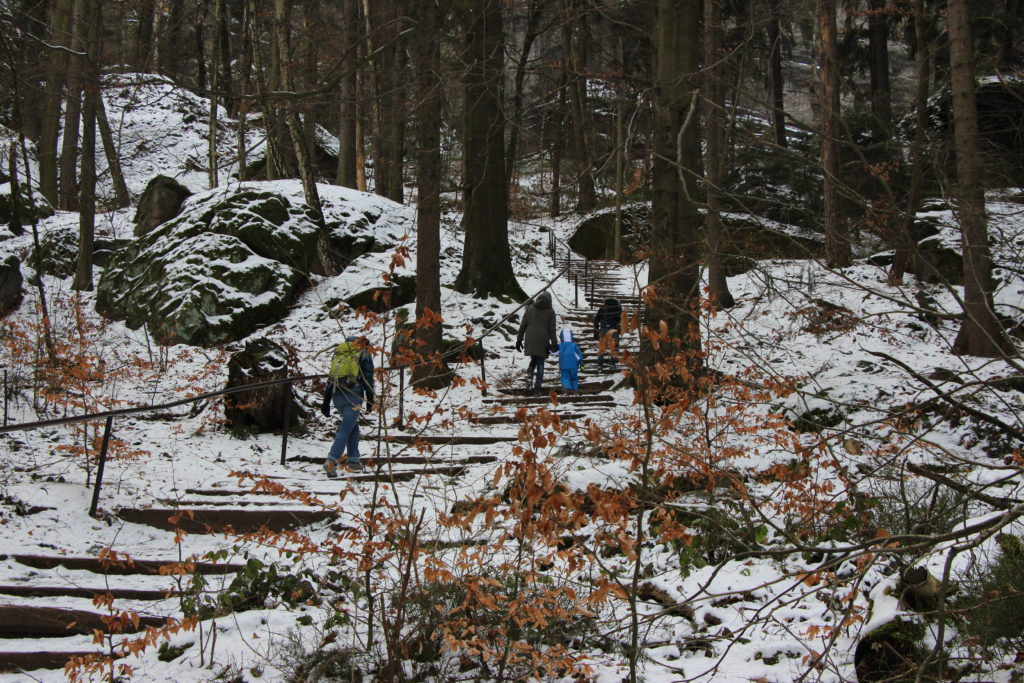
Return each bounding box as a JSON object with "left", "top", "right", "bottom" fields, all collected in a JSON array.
[{"left": 321, "top": 336, "right": 375, "bottom": 476}]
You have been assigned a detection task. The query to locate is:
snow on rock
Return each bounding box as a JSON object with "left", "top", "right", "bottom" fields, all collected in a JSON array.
[{"left": 95, "top": 181, "right": 408, "bottom": 346}]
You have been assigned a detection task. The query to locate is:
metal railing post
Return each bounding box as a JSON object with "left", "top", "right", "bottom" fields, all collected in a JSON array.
[
  {"left": 280, "top": 390, "right": 291, "bottom": 465},
  {"left": 89, "top": 415, "right": 114, "bottom": 517},
  {"left": 397, "top": 366, "right": 405, "bottom": 429},
  {"left": 478, "top": 340, "right": 487, "bottom": 397},
  {"left": 3, "top": 369, "right": 8, "bottom": 427}
]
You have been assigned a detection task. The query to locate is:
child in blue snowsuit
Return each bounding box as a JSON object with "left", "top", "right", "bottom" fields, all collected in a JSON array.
[{"left": 558, "top": 328, "right": 583, "bottom": 391}]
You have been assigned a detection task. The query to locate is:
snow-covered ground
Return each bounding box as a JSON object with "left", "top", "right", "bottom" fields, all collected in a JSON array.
[{"left": 1, "top": 77, "right": 1023, "bottom": 682}]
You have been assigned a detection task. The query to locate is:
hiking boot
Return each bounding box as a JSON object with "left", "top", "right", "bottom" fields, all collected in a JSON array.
[
  {"left": 324, "top": 459, "right": 339, "bottom": 479},
  {"left": 345, "top": 460, "right": 364, "bottom": 473}
]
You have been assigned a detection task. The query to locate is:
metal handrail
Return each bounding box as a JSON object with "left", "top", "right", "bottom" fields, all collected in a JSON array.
[{"left": 1, "top": 236, "right": 590, "bottom": 517}]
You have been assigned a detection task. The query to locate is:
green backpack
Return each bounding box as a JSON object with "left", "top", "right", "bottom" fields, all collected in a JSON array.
[{"left": 329, "top": 341, "right": 361, "bottom": 387}]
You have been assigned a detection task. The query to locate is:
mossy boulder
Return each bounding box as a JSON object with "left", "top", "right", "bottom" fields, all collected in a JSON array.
[
  {"left": 224, "top": 338, "right": 300, "bottom": 436},
  {"left": 851, "top": 618, "right": 933, "bottom": 679},
  {"left": 568, "top": 204, "right": 650, "bottom": 262},
  {"left": 344, "top": 274, "right": 416, "bottom": 313},
  {"left": 782, "top": 392, "right": 845, "bottom": 432},
  {"left": 0, "top": 255, "right": 23, "bottom": 315},
  {"left": 29, "top": 224, "right": 78, "bottom": 278},
  {"left": 97, "top": 184, "right": 401, "bottom": 346},
  {"left": 0, "top": 182, "right": 54, "bottom": 229},
  {"left": 912, "top": 235, "right": 963, "bottom": 285},
  {"left": 134, "top": 175, "right": 192, "bottom": 237},
  {"left": 96, "top": 187, "right": 323, "bottom": 346}
]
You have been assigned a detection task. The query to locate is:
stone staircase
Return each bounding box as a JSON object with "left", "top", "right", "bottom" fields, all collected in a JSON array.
[
  {"left": 0, "top": 257, "right": 641, "bottom": 677},
  {"left": 0, "top": 553, "right": 242, "bottom": 673}
]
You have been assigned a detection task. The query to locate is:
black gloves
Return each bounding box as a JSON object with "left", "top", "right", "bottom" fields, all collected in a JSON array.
[
  {"left": 321, "top": 385, "right": 332, "bottom": 417},
  {"left": 364, "top": 392, "right": 375, "bottom": 411},
  {"left": 516, "top": 340, "right": 523, "bottom": 352}
]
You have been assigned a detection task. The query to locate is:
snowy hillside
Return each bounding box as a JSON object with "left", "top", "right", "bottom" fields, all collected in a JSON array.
[{"left": 1, "top": 79, "right": 1023, "bottom": 683}]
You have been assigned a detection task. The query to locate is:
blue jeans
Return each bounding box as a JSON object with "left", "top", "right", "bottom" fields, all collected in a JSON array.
[
  {"left": 328, "top": 393, "right": 362, "bottom": 466},
  {"left": 527, "top": 355, "right": 545, "bottom": 388}
]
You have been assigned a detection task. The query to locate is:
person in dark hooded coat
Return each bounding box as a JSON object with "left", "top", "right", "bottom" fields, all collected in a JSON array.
[
  {"left": 593, "top": 297, "right": 622, "bottom": 369},
  {"left": 516, "top": 290, "right": 557, "bottom": 391}
]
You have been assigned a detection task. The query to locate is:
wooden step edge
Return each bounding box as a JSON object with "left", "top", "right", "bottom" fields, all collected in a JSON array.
[
  {"left": 4, "top": 554, "right": 244, "bottom": 576},
  {"left": 0, "top": 585, "right": 181, "bottom": 601}
]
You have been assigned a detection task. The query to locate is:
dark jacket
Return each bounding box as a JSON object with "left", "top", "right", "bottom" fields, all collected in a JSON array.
[
  {"left": 594, "top": 298, "right": 622, "bottom": 337},
  {"left": 517, "top": 291, "right": 557, "bottom": 356},
  {"left": 322, "top": 337, "right": 375, "bottom": 411}
]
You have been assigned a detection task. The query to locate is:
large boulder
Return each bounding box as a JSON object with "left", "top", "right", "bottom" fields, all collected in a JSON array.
[
  {"left": 97, "top": 187, "right": 324, "bottom": 346},
  {"left": 224, "top": 338, "right": 299, "bottom": 436},
  {"left": 133, "top": 175, "right": 192, "bottom": 237},
  {"left": 28, "top": 225, "right": 130, "bottom": 279},
  {"left": 0, "top": 182, "right": 54, "bottom": 233},
  {"left": 344, "top": 274, "right": 417, "bottom": 313},
  {"left": 29, "top": 224, "right": 78, "bottom": 278},
  {"left": 0, "top": 255, "right": 23, "bottom": 315}
]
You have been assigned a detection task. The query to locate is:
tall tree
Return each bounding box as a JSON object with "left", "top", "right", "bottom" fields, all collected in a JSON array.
[
  {"left": 643, "top": 0, "right": 704, "bottom": 380},
  {"left": 38, "top": 0, "right": 75, "bottom": 206},
  {"left": 411, "top": 0, "right": 449, "bottom": 388},
  {"left": 561, "top": 0, "right": 596, "bottom": 213},
  {"left": 335, "top": 0, "right": 360, "bottom": 188},
  {"left": 767, "top": 0, "right": 787, "bottom": 148},
  {"left": 506, "top": 0, "right": 544, "bottom": 191},
  {"left": 888, "top": 0, "right": 929, "bottom": 284},
  {"left": 272, "top": 0, "right": 324, "bottom": 229},
  {"left": 818, "top": 0, "right": 850, "bottom": 267},
  {"left": 73, "top": 0, "right": 99, "bottom": 292},
  {"left": 702, "top": 0, "right": 734, "bottom": 309},
  {"left": 451, "top": 0, "right": 525, "bottom": 300},
  {"left": 867, "top": 0, "right": 891, "bottom": 134},
  {"left": 947, "top": 0, "right": 1012, "bottom": 357}
]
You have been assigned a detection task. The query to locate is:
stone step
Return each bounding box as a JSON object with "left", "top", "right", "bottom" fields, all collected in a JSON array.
[
  {"left": 469, "top": 412, "right": 586, "bottom": 425},
  {"left": 485, "top": 393, "right": 617, "bottom": 407},
  {"left": 382, "top": 434, "right": 517, "bottom": 445},
  {"left": 0, "top": 585, "right": 180, "bottom": 601},
  {"left": 3, "top": 553, "right": 244, "bottom": 575},
  {"left": 0, "top": 648, "right": 109, "bottom": 673},
  {"left": 498, "top": 379, "right": 613, "bottom": 396},
  {"left": 0, "top": 603, "right": 167, "bottom": 638},
  {"left": 116, "top": 507, "right": 339, "bottom": 534},
  {"left": 285, "top": 454, "right": 498, "bottom": 467}
]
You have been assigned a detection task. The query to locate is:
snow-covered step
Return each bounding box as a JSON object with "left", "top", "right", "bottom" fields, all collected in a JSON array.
[{"left": 116, "top": 506, "right": 340, "bottom": 534}]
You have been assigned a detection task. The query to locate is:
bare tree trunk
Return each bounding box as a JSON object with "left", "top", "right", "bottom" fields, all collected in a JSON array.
[
  {"left": 451, "top": 0, "right": 525, "bottom": 300},
  {"left": 868, "top": 0, "right": 891, "bottom": 135},
  {"left": 237, "top": 0, "right": 254, "bottom": 183},
  {"left": 217, "top": 0, "right": 234, "bottom": 115},
  {"left": 768, "top": 0, "right": 787, "bottom": 148},
  {"left": 644, "top": 0, "right": 703, "bottom": 385},
  {"left": 58, "top": 88, "right": 81, "bottom": 211},
  {"left": 273, "top": 0, "right": 328, "bottom": 273},
  {"left": 549, "top": 75, "right": 566, "bottom": 218},
  {"left": 947, "top": 0, "right": 1012, "bottom": 357},
  {"left": 73, "top": 0, "right": 99, "bottom": 292},
  {"left": 819, "top": 0, "right": 849, "bottom": 268},
  {"left": 335, "top": 0, "right": 359, "bottom": 187},
  {"left": 38, "top": 0, "right": 75, "bottom": 206},
  {"left": 506, "top": 0, "right": 543, "bottom": 192},
  {"left": 702, "top": 0, "right": 734, "bottom": 309},
  {"left": 412, "top": 0, "right": 449, "bottom": 388},
  {"left": 8, "top": 143, "right": 24, "bottom": 236},
  {"left": 96, "top": 97, "right": 131, "bottom": 208},
  {"left": 208, "top": 0, "right": 222, "bottom": 189},
  {"left": 133, "top": 0, "right": 155, "bottom": 70},
  {"left": 561, "top": 0, "right": 596, "bottom": 214},
  {"left": 889, "top": 0, "right": 927, "bottom": 284},
  {"left": 157, "top": 0, "right": 183, "bottom": 78}
]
